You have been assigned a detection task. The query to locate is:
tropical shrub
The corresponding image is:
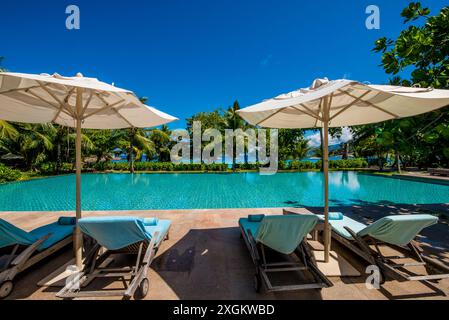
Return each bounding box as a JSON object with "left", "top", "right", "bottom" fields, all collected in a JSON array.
[
  {"left": 237, "top": 163, "right": 260, "bottom": 170},
  {"left": 38, "top": 162, "right": 73, "bottom": 174},
  {"left": 328, "top": 158, "right": 368, "bottom": 169},
  {"left": 289, "top": 161, "right": 317, "bottom": 170},
  {"left": 0, "top": 163, "right": 22, "bottom": 183}
]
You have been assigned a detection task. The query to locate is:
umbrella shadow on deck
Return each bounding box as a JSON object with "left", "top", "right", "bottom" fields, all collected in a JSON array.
[{"left": 151, "top": 227, "right": 324, "bottom": 300}]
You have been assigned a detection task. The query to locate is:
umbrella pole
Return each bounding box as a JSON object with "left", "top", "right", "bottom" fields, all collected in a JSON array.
[
  {"left": 322, "top": 100, "right": 331, "bottom": 263},
  {"left": 74, "top": 89, "right": 83, "bottom": 269}
]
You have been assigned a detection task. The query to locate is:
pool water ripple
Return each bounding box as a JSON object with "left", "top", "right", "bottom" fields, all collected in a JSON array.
[{"left": 0, "top": 172, "right": 448, "bottom": 211}]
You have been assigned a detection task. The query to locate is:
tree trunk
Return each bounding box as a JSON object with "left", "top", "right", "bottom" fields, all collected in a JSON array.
[
  {"left": 378, "top": 154, "right": 384, "bottom": 171},
  {"left": 342, "top": 143, "right": 349, "bottom": 160},
  {"left": 56, "top": 142, "right": 61, "bottom": 175},
  {"left": 129, "top": 146, "right": 135, "bottom": 173},
  {"left": 319, "top": 128, "right": 324, "bottom": 172},
  {"left": 395, "top": 152, "right": 401, "bottom": 173},
  {"left": 232, "top": 144, "right": 236, "bottom": 172}
]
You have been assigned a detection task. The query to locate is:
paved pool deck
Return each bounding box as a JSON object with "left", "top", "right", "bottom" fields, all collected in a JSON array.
[
  {"left": 2, "top": 205, "right": 449, "bottom": 300},
  {"left": 395, "top": 172, "right": 449, "bottom": 184}
]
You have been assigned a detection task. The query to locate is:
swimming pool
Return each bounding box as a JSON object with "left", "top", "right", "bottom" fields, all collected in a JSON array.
[{"left": 0, "top": 172, "right": 448, "bottom": 211}]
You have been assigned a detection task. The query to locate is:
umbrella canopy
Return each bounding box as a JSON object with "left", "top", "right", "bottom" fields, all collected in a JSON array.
[
  {"left": 237, "top": 78, "right": 449, "bottom": 262},
  {"left": 0, "top": 72, "right": 177, "bottom": 128},
  {"left": 0, "top": 72, "right": 177, "bottom": 267},
  {"left": 238, "top": 78, "right": 449, "bottom": 128}
]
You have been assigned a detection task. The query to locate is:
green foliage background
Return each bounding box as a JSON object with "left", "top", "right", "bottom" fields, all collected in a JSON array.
[{"left": 1, "top": 2, "right": 449, "bottom": 182}]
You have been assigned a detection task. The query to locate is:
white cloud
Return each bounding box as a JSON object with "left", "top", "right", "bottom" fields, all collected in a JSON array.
[
  {"left": 307, "top": 131, "right": 322, "bottom": 148},
  {"left": 307, "top": 127, "right": 353, "bottom": 148}
]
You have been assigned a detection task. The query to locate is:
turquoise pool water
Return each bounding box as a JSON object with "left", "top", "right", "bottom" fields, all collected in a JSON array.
[{"left": 0, "top": 172, "right": 448, "bottom": 211}]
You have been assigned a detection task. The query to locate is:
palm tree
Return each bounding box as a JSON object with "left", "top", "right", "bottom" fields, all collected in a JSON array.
[
  {"left": 292, "top": 139, "right": 311, "bottom": 160},
  {"left": 0, "top": 56, "right": 6, "bottom": 72},
  {"left": 342, "top": 143, "right": 350, "bottom": 160},
  {"left": 3, "top": 124, "right": 55, "bottom": 170},
  {"left": 115, "top": 96, "right": 156, "bottom": 173},
  {"left": 224, "top": 100, "right": 247, "bottom": 171},
  {"left": 87, "top": 129, "right": 122, "bottom": 164},
  {"left": 118, "top": 128, "right": 155, "bottom": 173},
  {"left": 149, "top": 125, "right": 172, "bottom": 162},
  {"left": 312, "top": 146, "right": 323, "bottom": 159},
  {"left": 186, "top": 110, "right": 226, "bottom": 163},
  {"left": 0, "top": 120, "right": 18, "bottom": 140}
]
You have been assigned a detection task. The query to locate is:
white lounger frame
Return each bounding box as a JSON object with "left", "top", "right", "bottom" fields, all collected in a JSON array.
[
  {"left": 333, "top": 226, "right": 449, "bottom": 284},
  {"left": 0, "top": 233, "right": 73, "bottom": 299},
  {"left": 57, "top": 230, "right": 168, "bottom": 300},
  {"left": 239, "top": 223, "right": 332, "bottom": 292}
]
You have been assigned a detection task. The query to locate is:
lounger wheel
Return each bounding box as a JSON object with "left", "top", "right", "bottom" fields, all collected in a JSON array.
[
  {"left": 253, "top": 273, "right": 262, "bottom": 293},
  {"left": 134, "top": 277, "right": 150, "bottom": 300},
  {"left": 0, "top": 281, "right": 14, "bottom": 299}
]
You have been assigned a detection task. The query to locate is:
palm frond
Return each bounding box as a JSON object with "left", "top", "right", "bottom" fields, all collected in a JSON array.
[{"left": 0, "top": 120, "right": 19, "bottom": 140}]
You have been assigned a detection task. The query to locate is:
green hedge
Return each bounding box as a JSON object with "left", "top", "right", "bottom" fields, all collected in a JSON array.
[
  {"left": 91, "top": 162, "right": 229, "bottom": 172},
  {"left": 327, "top": 158, "right": 368, "bottom": 169},
  {"left": 0, "top": 163, "right": 22, "bottom": 183},
  {"left": 88, "top": 158, "right": 368, "bottom": 172},
  {"left": 288, "top": 161, "right": 317, "bottom": 170},
  {"left": 0, "top": 158, "right": 369, "bottom": 183},
  {"left": 281, "top": 158, "right": 368, "bottom": 170},
  {"left": 38, "top": 162, "right": 73, "bottom": 174}
]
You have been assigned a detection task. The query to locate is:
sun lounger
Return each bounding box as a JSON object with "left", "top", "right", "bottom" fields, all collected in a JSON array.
[
  {"left": 0, "top": 217, "right": 75, "bottom": 299},
  {"left": 57, "top": 216, "right": 171, "bottom": 300},
  {"left": 239, "top": 214, "right": 332, "bottom": 292},
  {"left": 318, "top": 213, "right": 449, "bottom": 283},
  {"left": 428, "top": 168, "right": 449, "bottom": 176}
]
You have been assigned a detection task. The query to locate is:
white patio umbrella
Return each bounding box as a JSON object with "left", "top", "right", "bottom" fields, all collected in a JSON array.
[
  {"left": 237, "top": 78, "right": 449, "bottom": 262},
  {"left": 0, "top": 72, "right": 177, "bottom": 267}
]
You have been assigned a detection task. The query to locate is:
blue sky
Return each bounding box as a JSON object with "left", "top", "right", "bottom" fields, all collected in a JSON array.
[{"left": 1, "top": 0, "right": 447, "bottom": 140}]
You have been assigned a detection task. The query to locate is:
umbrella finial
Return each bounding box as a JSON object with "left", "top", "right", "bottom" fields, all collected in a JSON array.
[{"left": 311, "top": 78, "right": 329, "bottom": 89}]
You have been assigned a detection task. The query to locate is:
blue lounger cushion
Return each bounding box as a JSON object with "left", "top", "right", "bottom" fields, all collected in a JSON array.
[
  {"left": 357, "top": 214, "right": 438, "bottom": 246},
  {"left": 317, "top": 214, "right": 438, "bottom": 246},
  {"left": 248, "top": 214, "right": 265, "bottom": 222},
  {"left": 58, "top": 217, "right": 76, "bottom": 225},
  {"left": 317, "top": 214, "right": 367, "bottom": 240},
  {"left": 239, "top": 219, "right": 261, "bottom": 240},
  {"left": 0, "top": 218, "right": 75, "bottom": 250},
  {"left": 328, "top": 212, "right": 344, "bottom": 220},
  {"left": 240, "top": 214, "right": 318, "bottom": 255},
  {"left": 30, "top": 222, "right": 75, "bottom": 250},
  {"left": 78, "top": 216, "right": 171, "bottom": 250},
  {"left": 144, "top": 219, "right": 171, "bottom": 246},
  {"left": 143, "top": 217, "right": 159, "bottom": 226}
]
